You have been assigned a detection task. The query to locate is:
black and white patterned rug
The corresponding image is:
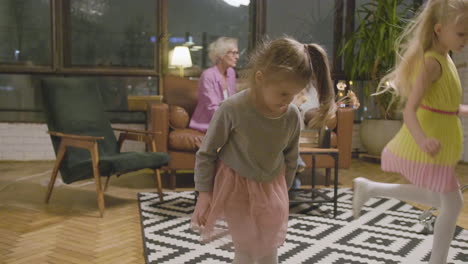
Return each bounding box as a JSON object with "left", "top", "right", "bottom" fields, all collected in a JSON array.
[{"left": 138, "top": 189, "right": 468, "bottom": 264}]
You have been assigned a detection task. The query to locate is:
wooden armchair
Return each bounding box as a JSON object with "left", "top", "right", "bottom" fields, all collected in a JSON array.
[{"left": 41, "top": 78, "right": 170, "bottom": 217}]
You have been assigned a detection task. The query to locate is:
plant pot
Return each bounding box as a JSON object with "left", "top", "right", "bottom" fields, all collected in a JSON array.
[{"left": 360, "top": 119, "right": 402, "bottom": 156}]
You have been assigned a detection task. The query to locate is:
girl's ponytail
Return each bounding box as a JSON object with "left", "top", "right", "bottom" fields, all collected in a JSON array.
[{"left": 305, "top": 44, "right": 337, "bottom": 129}]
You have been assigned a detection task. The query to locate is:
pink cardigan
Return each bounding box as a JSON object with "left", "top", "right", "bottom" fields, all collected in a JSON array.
[{"left": 189, "top": 66, "right": 237, "bottom": 132}]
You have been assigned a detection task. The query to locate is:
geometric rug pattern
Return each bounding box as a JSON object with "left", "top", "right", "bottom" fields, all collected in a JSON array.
[{"left": 138, "top": 189, "right": 468, "bottom": 264}]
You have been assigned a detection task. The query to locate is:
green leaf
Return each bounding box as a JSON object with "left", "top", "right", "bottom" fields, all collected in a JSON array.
[{"left": 340, "top": 0, "right": 422, "bottom": 119}]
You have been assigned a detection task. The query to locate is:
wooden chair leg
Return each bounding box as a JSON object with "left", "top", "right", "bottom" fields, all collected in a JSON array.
[
  {"left": 325, "top": 168, "right": 331, "bottom": 187},
  {"left": 45, "top": 143, "right": 66, "bottom": 203},
  {"left": 155, "top": 169, "right": 164, "bottom": 202},
  {"left": 170, "top": 169, "right": 177, "bottom": 190},
  {"left": 104, "top": 176, "right": 111, "bottom": 192},
  {"left": 90, "top": 143, "right": 105, "bottom": 217}
]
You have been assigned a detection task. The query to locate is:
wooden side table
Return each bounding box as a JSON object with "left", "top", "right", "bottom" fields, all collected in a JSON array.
[{"left": 290, "top": 147, "right": 340, "bottom": 217}]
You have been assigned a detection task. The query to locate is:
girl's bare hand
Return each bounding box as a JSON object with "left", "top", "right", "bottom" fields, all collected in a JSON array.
[
  {"left": 418, "top": 137, "right": 440, "bottom": 157},
  {"left": 192, "top": 192, "right": 212, "bottom": 227}
]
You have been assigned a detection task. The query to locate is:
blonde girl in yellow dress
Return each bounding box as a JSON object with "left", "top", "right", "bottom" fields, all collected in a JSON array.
[{"left": 353, "top": 0, "right": 467, "bottom": 263}]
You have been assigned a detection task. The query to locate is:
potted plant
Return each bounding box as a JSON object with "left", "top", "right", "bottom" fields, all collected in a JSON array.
[{"left": 340, "top": 0, "right": 419, "bottom": 156}]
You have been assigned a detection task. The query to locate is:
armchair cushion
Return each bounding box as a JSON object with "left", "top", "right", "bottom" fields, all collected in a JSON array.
[
  {"left": 169, "top": 105, "right": 190, "bottom": 129},
  {"left": 169, "top": 129, "right": 204, "bottom": 151},
  {"left": 65, "top": 152, "right": 170, "bottom": 183}
]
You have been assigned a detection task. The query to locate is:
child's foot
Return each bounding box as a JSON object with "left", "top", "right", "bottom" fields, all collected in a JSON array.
[{"left": 352, "top": 177, "right": 372, "bottom": 219}]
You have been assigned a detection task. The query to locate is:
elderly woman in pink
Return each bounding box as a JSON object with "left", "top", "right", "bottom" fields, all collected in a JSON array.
[{"left": 189, "top": 37, "right": 239, "bottom": 132}]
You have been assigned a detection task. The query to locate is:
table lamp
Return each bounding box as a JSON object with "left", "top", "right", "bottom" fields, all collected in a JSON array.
[{"left": 170, "top": 46, "right": 192, "bottom": 77}]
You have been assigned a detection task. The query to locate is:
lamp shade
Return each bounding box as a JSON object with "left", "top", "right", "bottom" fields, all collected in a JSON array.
[
  {"left": 170, "top": 46, "right": 192, "bottom": 68},
  {"left": 223, "top": 0, "right": 250, "bottom": 7}
]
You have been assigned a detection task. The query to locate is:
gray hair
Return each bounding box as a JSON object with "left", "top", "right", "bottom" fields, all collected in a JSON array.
[{"left": 208, "top": 37, "right": 238, "bottom": 64}]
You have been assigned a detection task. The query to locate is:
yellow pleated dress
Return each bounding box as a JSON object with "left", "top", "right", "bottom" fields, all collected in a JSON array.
[{"left": 382, "top": 51, "right": 462, "bottom": 193}]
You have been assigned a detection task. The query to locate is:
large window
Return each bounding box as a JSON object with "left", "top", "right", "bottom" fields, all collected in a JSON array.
[
  {"left": 266, "top": 1, "right": 335, "bottom": 65},
  {"left": 1, "top": 0, "right": 357, "bottom": 122},
  {"left": 0, "top": 74, "right": 155, "bottom": 122},
  {"left": 0, "top": 0, "right": 162, "bottom": 122},
  {"left": 66, "top": 0, "right": 157, "bottom": 69},
  {"left": 167, "top": 0, "right": 251, "bottom": 76},
  {"left": 0, "top": 0, "right": 51, "bottom": 67}
]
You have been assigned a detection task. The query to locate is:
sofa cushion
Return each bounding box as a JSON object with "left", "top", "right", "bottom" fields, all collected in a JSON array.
[
  {"left": 169, "top": 129, "right": 204, "bottom": 151},
  {"left": 169, "top": 105, "right": 190, "bottom": 129}
]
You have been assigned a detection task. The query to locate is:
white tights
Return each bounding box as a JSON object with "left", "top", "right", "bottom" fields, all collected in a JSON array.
[
  {"left": 366, "top": 181, "right": 463, "bottom": 264},
  {"left": 233, "top": 249, "right": 278, "bottom": 264}
]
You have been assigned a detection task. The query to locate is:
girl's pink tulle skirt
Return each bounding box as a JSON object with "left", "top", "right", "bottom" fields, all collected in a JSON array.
[{"left": 191, "top": 160, "right": 289, "bottom": 259}]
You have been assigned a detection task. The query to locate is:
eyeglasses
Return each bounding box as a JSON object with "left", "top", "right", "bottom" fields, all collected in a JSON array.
[{"left": 226, "top": 50, "right": 239, "bottom": 56}]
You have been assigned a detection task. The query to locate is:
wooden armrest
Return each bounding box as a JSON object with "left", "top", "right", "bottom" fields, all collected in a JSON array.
[
  {"left": 300, "top": 147, "right": 339, "bottom": 154},
  {"left": 48, "top": 131, "right": 104, "bottom": 141},
  {"left": 119, "top": 133, "right": 151, "bottom": 143},
  {"left": 113, "top": 128, "right": 162, "bottom": 135},
  {"left": 117, "top": 132, "right": 160, "bottom": 152},
  {"left": 48, "top": 131, "right": 102, "bottom": 152}
]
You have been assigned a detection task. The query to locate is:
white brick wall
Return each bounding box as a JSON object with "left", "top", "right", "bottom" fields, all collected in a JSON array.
[
  {"left": 454, "top": 49, "right": 468, "bottom": 162},
  {"left": 0, "top": 123, "right": 146, "bottom": 161}
]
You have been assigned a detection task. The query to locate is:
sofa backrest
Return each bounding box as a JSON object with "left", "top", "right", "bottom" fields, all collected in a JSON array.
[{"left": 163, "top": 75, "right": 198, "bottom": 116}]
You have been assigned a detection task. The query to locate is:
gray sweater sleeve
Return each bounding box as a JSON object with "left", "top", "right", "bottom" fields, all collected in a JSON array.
[
  {"left": 194, "top": 103, "right": 232, "bottom": 192},
  {"left": 283, "top": 109, "right": 301, "bottom": 189}
]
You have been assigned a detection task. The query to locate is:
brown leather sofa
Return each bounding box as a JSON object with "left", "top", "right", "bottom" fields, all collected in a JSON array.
[{"left": 148, "top": 75, "right": 355, "bottom": 189}]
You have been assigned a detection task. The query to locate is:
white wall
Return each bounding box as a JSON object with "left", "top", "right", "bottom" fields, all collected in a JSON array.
[{"left": 0, "top": 123, "right": 146, "bottom": 161}]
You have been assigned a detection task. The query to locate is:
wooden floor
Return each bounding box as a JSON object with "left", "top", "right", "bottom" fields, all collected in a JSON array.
[{"left": 0, "top": 159, "right": 467, "bottom": 263}]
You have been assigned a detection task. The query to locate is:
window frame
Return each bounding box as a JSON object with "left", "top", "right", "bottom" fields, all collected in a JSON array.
[
  {"left": 0, "top": 0, "right": 164, "bottom": 77},
  {"left": 0, "top": 0, "right": 351, "bottom": 89}
]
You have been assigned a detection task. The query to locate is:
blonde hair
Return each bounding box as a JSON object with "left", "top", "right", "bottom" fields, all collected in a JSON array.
[
  {"left": 208, "top": 37, "right": 238, "bottom": 65},
  {"left": 378, "top": 0, "right": 468, "bottom": 100},
  {"left": 242, "top": 37, "right": 336, "bottom": 127}
]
